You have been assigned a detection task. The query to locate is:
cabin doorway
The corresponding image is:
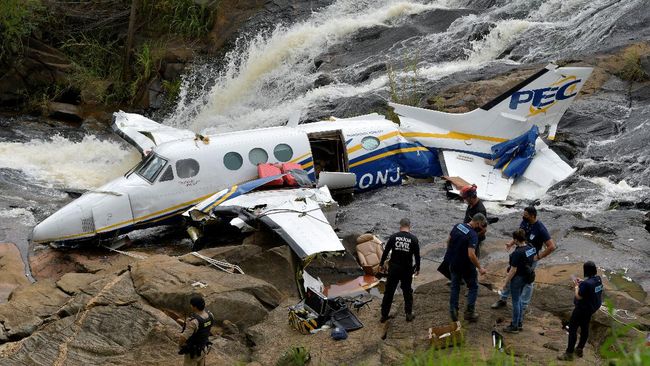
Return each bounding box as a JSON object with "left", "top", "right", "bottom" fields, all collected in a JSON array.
[{"left": 307, "top": 130, "right": 349, "bottom": 178}]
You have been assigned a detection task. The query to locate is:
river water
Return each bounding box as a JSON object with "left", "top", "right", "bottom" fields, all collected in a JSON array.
[{"left": 0, "top": 0, "right": 648, "bottom": 290}]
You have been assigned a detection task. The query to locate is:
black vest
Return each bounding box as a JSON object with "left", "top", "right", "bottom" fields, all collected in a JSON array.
[{"left": 186, "top": 311, "right": 213, "bottom": 357}]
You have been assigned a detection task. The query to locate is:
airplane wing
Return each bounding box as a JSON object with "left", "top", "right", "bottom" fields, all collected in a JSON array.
[
  {"left": 112, "top": 111, "right": 196, "bottom": 155},
  {"left": 185, "top": 178, "right": 344, "bottom": 259}
]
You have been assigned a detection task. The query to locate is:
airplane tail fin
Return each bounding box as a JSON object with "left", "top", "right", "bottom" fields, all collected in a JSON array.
[
  {"left": 478, "top": 64, "right": 593, "bottom": 140},
  {"left": 391, "top": 64, "right": 592, "bottom": 142}
]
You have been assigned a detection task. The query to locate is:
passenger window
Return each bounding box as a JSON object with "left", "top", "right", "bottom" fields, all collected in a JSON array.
[
  {"left": 176, "top": 159, "right": 200, "bottom": 178},
  {"left": 159, "top": 165, "right": 174, "bottom": 182},
  {"left": 249, "top": 148, "right": 269, "bottom": 165},
  {"left": 361, "top": 136, "right": 380, "bottom": 150},
  {"left": 273, "top": 143, "right": 293, "bottom": 162},
  {"left": 223, "top": 152, "right": 243, "bottom": 170}
]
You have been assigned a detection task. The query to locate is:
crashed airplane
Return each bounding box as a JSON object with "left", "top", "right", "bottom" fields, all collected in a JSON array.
[{"left": 31, "top": 64, "right": 592, "bottom": 262}]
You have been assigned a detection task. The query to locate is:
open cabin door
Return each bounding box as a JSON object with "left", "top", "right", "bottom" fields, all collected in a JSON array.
[{"left": 307, "top": 130, "right": 349, "bottom": 178}]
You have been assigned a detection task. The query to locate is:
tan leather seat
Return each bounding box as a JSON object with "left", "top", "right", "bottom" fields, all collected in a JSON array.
[{"left": 356, "top": 233, "right": 384, "bottom": 275}]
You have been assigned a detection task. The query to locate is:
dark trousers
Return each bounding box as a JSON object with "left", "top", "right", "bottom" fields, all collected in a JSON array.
[
  {"left": 449, "top": 267, "right": 478, "bottom": 317},
  {"left": 381, "top": 266, "right": 413, "bottom": 318},
  {"left": 566, "top": 307, "right": 592, "bottom": 353}
]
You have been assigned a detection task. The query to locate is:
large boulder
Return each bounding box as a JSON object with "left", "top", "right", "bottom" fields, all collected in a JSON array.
[
  {"left": 0, "top": 301, "right": 237, "bottom": 365},
  {"left": 0, "top": 243, "right": 30, "bottom": 303},
  {"left": 0, "top": 279, "right": 69, "bottom": 341},
  {"left": 131, "top": 255, "right": 283, "bottom": 328}
]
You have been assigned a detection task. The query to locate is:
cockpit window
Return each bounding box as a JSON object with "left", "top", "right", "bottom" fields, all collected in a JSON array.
[
  {"left": 159, "top": 165, "right": 174, "bottom": 182},
  {"left": 136, "top": 154, "right": 167, "bottom": 183},
  {"left": 176, "top": 159, "right": 200, "bottom": 178}
]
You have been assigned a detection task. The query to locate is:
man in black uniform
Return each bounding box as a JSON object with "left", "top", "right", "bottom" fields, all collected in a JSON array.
[
  {"left": 379, "top": 218, "right": 420, "bottom": 323},
  {"left": 558, "top": 261, "right": 603, "bottom": 361},
  {"left": 444, "top": 213, "right": 488, "bottom": 322},
  {"left": 461, "top": 184, "right": 487, "bottom": 258},
  {"left": 179, "top": 295, "right": 214, "bottom": 366}
]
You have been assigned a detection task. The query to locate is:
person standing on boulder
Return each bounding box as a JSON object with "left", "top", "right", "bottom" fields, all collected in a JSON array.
[
  {"left": 444, "top": 213, "right": 488, "bottom": 322},
  {"left": 492, "top": 206, "right": 556, "bottom": 313},
  {"left": 179, "top": 295, "right": 214, "bottom": 366},
  {"left": 558, "top": 261, "right": 603, "bottom": 361},
  {"left": 379, "top": 218, "right": 420, "bottom": 323}
]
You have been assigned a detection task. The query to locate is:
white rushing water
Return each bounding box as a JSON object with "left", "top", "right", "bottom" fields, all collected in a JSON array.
[{"left": 0, "top": 135, "right": 140, "bottom": 190}]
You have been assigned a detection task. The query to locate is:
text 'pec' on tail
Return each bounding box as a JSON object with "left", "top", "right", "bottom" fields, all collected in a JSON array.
[{"left": 480, "top": 64, "right": 593, "bottom": 140}]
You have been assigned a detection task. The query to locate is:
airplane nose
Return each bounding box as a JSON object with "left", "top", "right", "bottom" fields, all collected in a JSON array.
[{"left": 31, "top": 203, "right": 90, "bottom": 244}]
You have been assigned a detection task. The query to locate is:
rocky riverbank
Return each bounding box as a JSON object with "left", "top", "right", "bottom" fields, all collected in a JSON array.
[{"left": 1, "top": 226, "right": 648, "bottom": 365}]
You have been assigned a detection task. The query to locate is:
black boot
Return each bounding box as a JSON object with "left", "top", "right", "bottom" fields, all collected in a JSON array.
[
  {"left": 464, "top": 305, "right": 479, "bottom": 322},
  {"left": 450, "top": 308, "right": 459, "bottom": 322}
]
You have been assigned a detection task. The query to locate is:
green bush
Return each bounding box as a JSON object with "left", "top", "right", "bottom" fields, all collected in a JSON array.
[
  {"left": 276, "top": 346, "right": 311, "bottom": 366},
  {"left": 599, "top": 301, "right": 650, "bottom": 365},
  {"left": 387, "top": 52, "right": 421, "bottom": 106},
  {"left": 0, "top": 0, "right": 46, "bottom": 60},
  {"left": 618, "top": 49, "right": 649, "bottom": 82},
  {"left": 140, "top": 0, "right": 214, "bottom": 38}
]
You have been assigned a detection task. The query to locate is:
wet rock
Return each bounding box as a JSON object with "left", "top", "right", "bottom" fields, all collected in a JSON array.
[
  {"left": 163, "top": 62, "right": 185, "bottom": 80},
  {"left": 0, "top": 39, "right": 71, "bottom": 106},
  {"left": 314, "top": 73, "right": 335, "bottom": 88},
  {"left": 468, "top": 22, "right": 496, "bottom": 42},
  {"left": 356, "top": 63, "right": 387, "bottom": 83},
  {"left": 0, "top": 243, "right": 30, "bottom": 303},
  {"left": 131, "top": 255, "right": 282, "bottom": 328},
  {"left": 46, "top": 102, "right": 83, "bottom": 123}
]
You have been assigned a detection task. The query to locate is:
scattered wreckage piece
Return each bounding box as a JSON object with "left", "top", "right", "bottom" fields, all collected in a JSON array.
[{"left": 190, "top": 251, "right": 244, "bottom": 274}]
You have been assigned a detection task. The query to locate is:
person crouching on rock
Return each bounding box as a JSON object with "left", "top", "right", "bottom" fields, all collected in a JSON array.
[
  {"left": 444, "top": 213, "right": 488, "bottom": 322},
  {"left": 502, "top": 229, "right": 536, "bottom": 334},
  {"left": 179, "top": 294, "right": 214, "bottom": 366},
  {"left": 558, "top": 261, "right": 603, "bottom": 361},
  {"left": 379, "top": 218, "right": 420, "bottom": 323}
]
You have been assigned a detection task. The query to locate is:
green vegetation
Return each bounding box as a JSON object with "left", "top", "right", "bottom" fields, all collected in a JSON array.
[
  {"left": 3, "top": 0, "right": 216, "bottom": 110},
  {"left": 0, "top": 0, "right": 47, "bottom": 60},
  {"left": 401, "top": 301, "right": 650, "bottom": 365},
  {"left": 276, "top": 346, "right": 311, "bottom": 366},
  {"left": 599, "top": 301, "right": 650, "bottom": 365},
  {"left": 404, "top": 347, "right": 515, "bottom": 366},
  {"left": 140, "top": 0, "right": 214, "bottom": 38},
  {"left": 618, "top": 48, "right": 649, "bottom": 82},
  {"left": 387, "top": 52, "right": 422, "bottom": 106}
]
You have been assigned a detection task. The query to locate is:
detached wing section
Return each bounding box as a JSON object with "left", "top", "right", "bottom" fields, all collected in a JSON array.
[
  {"left": 112, "top": 111, "right": 196, "bottom": 155},
  {"left": 185, "top": 180, "right": 344, "bottom": 259}
]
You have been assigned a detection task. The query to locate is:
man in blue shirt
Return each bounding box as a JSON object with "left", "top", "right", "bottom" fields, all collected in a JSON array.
[
  {"left": 444, "top": 213, "right": 488, "bottom": 322},
  {"left": 492, "top": 206, "right": 556, "bottom": 323},
  {"left": 558, "top": 261, "right": 603, "bottom": 361}
]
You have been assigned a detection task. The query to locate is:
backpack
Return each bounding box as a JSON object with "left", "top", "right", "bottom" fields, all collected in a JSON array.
[{"left": 523, "top": 263, "right": 535, "bottom": 284}]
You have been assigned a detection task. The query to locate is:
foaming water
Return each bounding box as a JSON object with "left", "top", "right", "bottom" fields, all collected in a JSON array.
[
  {"left": 0, "top": 208, "right": 36, "bottom": 226},
  {"left": 167, "top": 0, "right": 450, "bottom": 132},
  {"left": 0, "top": 135, "right": 140, "bottom": 190}
]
